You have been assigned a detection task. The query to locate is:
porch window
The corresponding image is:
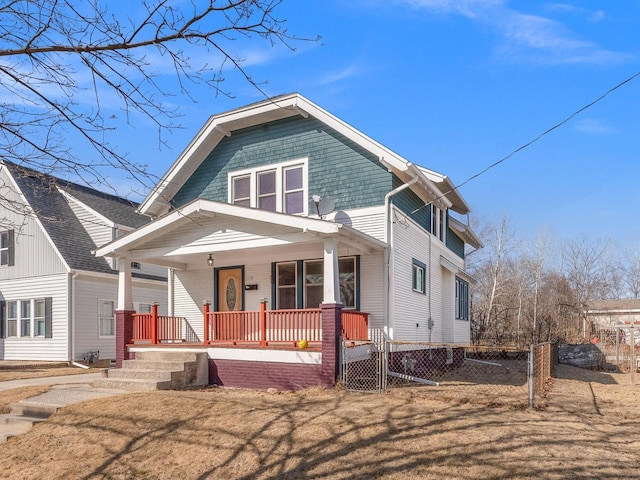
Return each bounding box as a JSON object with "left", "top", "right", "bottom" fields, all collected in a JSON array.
[
  {"left": 412, "top": 259, "right": 426, "bottom": 294},
  {"left": 136, "top": 303, "right": 152, "bottom": 314},
  {"left": 228, "top": 159, "right": 307, "bottom": 214},
  {"left": 276, "top": 262, "right": 297, "bottom": 309},
  {"left": 274, "top": 256, "right": 358, "bottom": 309},
  {"left": 0, "top": 229, "right": 14, "bottom": 266},
  {"left": 455, "top": 277, "right": 470, "bottom": 321},
  {"left": 304, "top": 260, "right": 324, "bottom": 308},
  {"left": 99, "top": 299, "right": 115, "bottom": 336}
]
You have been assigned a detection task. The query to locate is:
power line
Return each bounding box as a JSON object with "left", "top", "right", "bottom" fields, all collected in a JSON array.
[{"left": 411, "top": 69, "right": 640, "bottom": 216}]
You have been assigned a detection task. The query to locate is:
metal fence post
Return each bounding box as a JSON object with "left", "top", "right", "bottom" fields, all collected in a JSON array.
[{"left": 528, "top": 344, "right": 535, "bottom": 408}]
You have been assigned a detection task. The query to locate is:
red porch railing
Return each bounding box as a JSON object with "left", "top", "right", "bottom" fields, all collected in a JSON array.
[
  {"left": 341, "top": 310, "right": 369, "bottom": 340},
  {"left": 130, "top": 302, "right": 369, "bottom": 346}
]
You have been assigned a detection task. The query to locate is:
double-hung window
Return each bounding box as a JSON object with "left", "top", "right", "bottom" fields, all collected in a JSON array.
[
  {"left": 412, "top": 259, "right": 426, "bottom": 294},
  {"left": 276, "top": 262, "right": 297, "bottom": 309},
  {"left": 20, "top": 300, "right": 31, "bottom": 336},
  {"left": 6, "top": 301, "right": 17, "bottom": 337},
  {"left": 455, "top": 277, "right": 470, "bottom": 321},
  {"left": 0, "top": 229, "right": 14, "bottom": 266},
  {"left": 2, "top": 298, "right": 51, "bottom": 339},
  {"left": 229, "top": 159, "right": 307, "bottom": 214},
  {"left": 99, "top": 300, "right": 116, "bottom": 336},
  {"left": 431, "top": 206, "right": 446, "bottom": 242}
]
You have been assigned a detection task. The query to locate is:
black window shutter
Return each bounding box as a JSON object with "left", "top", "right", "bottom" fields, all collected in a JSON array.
[
  {"left": 45, "top": 297, "right": 53, "bottom": 338},
  {"left": 0, "top": 300, "right": 5, "bottom": 339},
  {"left": 7, "top": 229, "right": 14, "bottom": 266}
]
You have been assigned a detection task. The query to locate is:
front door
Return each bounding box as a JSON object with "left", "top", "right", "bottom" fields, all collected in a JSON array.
[{"left": 217, "top": 267, "right": 243, "bottom": 312}]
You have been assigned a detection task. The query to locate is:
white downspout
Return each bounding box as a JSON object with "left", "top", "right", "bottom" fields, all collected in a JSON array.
[
  {"left": 68, "top": 271, "right": 78, "bottom": 362},
  {"left": 384, "top": 174, "right": 419, "bottom": 338}
]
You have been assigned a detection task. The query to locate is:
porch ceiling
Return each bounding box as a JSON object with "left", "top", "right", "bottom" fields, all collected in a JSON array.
[{"left": 95, "top": 199, "right": 385, "bottom": 270}]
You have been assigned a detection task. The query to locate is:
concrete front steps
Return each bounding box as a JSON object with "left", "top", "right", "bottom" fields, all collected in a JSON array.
[
  {"left": 94, "top": 350, "right": 209, "bottom": 391},
  {"left": 1, "top": 383, "right": 126, "bottom": 443},
  {"left": 0, "top": 413, "right": 48, "bottom": 443}
]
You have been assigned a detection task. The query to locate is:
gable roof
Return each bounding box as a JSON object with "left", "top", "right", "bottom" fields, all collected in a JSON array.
[
  {"left": 2, "top": 161, "right": 150, "bottom": 274},
  {"left": 139, "top": 93, "right": 467, "bottom": 219}
]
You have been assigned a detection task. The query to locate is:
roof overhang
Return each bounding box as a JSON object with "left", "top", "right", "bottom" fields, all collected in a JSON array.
[
  {"left": 448, "top": 216, "right": 483, "bottom": 250},
  {"left": 138, "top": 93, "right": 456, "bottom": 218},
  {"left": 96, "top": 199, "right": 386, "bottom": 270},
  {"left": 417, "top": 166, "right": 470, "bottom": 214}
]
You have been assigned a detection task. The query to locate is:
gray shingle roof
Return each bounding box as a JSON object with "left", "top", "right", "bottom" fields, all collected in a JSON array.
[{"left": 4, "top": 162, "right": 151, "bottom": 274}]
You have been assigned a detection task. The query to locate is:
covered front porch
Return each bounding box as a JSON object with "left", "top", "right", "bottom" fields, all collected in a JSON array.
[
  {"left": 96, "top": 199, "right": 385, "bottom": 388},
  {"left": 131, "top": 302, "right": 370, "bottom": 348}
]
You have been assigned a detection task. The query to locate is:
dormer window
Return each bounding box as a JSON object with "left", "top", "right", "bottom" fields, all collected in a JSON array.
[{"left": 229, "top": 159, "right": 308, "bottom": 215}]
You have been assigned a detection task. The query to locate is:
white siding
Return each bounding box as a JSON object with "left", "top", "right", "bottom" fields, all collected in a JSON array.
[
  {"left": 244, "top": 263, "right": 272, "bottom": 310},
  {"left": 174, "top": 269, "right": 213, "bottom": 341},
  {"left": 0, "top": 274, "right": 69, "bottom": 361},
  {"left": 0, "top": 169, "right": 67, "bottom": 280},
  {"left": 389, "top": 205, "right": 468, "bottom": 343},
  {"left": 359, "top": 253, "right": 385, "bottom": 329},
  {"left": 328, "top": 206, "right": 385, "bottom": 242},
  {"left": 73, "top": 274, "right": 167, "bottom": 360}
]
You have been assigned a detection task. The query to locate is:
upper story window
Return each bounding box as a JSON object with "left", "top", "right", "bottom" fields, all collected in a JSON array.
[
  {"left": 431, "top": 205, "right": 446, "bottom": 243},
  {"left": 229, "top": 159, "right": 308, "bottom": 215},
  {"left": 0, "top": 229, "right": 15, "bottom": 266}
]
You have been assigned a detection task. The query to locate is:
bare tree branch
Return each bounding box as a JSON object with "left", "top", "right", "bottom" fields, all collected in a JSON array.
[{"left": 0, "top": 0, "right": 318, "bottom": 218}]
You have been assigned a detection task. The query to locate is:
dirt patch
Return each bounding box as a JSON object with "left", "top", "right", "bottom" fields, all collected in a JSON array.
[{"left": 0, "top": 365, "right": 638, "bottom": 479}]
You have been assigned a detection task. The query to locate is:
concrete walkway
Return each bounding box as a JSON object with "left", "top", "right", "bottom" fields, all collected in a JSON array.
[{"left": 0, "top": 372, "right": 128, "bottom": 443}]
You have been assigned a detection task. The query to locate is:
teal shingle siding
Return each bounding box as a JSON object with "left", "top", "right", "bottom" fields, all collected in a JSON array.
[
  {"left": 390, "top": 174, "right": 430, "bottom": 231},
  {"left": 447, "top": 229, "right": 465, "bottom": 259},
  {"left": 172, "top": 116, "right": 391, "bottom": 211}
]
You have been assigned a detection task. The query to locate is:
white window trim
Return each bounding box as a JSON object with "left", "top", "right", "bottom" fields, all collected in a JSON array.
[
  {"left": 98, "top": 299, "right": 116, "bottom": 338},
  {"left": 228, "top": 158, "right": 309, "bottom": 215}
]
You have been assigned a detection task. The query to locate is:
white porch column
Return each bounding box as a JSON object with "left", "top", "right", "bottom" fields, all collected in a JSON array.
[
  {"left": 117, "top": 257, "right": 133, "bottom": 311},
  {"left": 167, "top": 268, "right": 175, "bottom": 316},
  {"left": 322, "top": 238, "right": 341, "bottom": 305}
]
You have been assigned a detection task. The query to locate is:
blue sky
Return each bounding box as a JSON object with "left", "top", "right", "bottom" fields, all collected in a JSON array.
[{"left": 107, "top": 0, "right": 640, "bottom": 242}]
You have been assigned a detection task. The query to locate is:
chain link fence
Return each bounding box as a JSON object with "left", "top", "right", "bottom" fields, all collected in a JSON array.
[
  {"left": 593, "top": 325, "right": 638, "bottom": 385},
  {"left": 340, "top": 334, "right": 557, "bottom": 408}
]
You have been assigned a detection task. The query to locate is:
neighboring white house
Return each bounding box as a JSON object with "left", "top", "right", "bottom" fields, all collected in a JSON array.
[
  {"left": 0, "top": 161, "right": 167, "bottom": 362},
  {"left": 95, "top": 94, "right": 482, "bottom": 390}
]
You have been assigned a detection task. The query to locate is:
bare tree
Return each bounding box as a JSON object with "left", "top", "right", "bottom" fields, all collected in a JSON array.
[{"left": 0, "top": 0, "right": 315, "bottom": 194}]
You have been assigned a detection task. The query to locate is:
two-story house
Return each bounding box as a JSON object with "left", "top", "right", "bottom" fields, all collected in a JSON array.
[
  {"left": 0, "top": 161, "right": 167, "bottom": 362},
  {"left": 96, "top": 93, "right": 481, "bottom": 389}
]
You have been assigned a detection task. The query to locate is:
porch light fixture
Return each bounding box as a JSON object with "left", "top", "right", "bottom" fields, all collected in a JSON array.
[{"left": 207, "top": 254, "right": 214, "bottom": 267}]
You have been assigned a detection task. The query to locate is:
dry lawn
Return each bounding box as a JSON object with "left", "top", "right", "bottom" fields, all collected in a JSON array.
[
  {"left": 0, "top": 364, "right": 638, "bottom": 479},
  {"left": 0, "top": 365, "right": 102, "bottom": 382}
]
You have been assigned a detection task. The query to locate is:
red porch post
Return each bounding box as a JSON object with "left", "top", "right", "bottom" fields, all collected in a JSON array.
[
  {"left": 115, "top": 309, "right": 135, "bottom": 368},
  {"left": 203, "top": 302, "right": 210, "bottom": 344},
  {"left": 150, "top": 303, "right": 158, "bottom": 345},
  {"left": 260, "top": 300, "right": 267, "bottom": 347},
  {"left": 321, "top": 303, "right": 342, "bottom": 387}
]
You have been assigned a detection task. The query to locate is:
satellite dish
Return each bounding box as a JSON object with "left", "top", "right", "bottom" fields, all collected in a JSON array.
[{"left": 312, "top": 195, "right": 335, "bottom": 217}]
